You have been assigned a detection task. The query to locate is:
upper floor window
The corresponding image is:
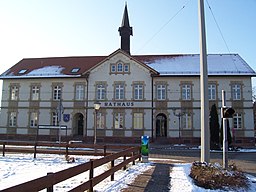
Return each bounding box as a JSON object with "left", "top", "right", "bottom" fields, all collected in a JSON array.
[
  {"left": 134, "top": 83, "right": 143, "bottom": 100},
  {"left": 75, "top": 84, "right": 84, "bottom": 100},
  {"left": 117, "top": 63, "right": 123, "bottom": 72},
  {"left": 233, "top": 113, "right": 242, "bottom": 129},
  {"left": 96, "top": 83, "right": 106, "bottom": 100},
  {"left": 157, "top": 84, "right": 166, "bottom": 100},
  {"left": 110, "top": 62, "right": 130, "bottom": 74},
  {"left": 208, "top": 84, "right": 216, "bottom": 100},
  {"left": 9, "top": 112, "right": 17, "bottom": 127},
  {"left": 115, "top": 83, "right": 125, "bottom": 100},
  {"left": 182, "top": 84, "right": 191, "bottom": 100},
  {"left": 31, "top": 85, "right": 40, "bottom": 100},
  {"left": 232, "top": 84, "right": 241, "bottom": 100},
  {"left": 10, "top": 85, "right": 19, "bottom": 100},
  {"left": 53, "top": 85, "right": 62, "bottom": 100}
]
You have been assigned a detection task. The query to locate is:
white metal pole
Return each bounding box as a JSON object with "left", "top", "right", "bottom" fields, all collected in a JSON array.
[
  {"left": 198, "top": 0, "right": 210, "bottom": 162},
  {"left": 222, "top": 90, "right": 228, "bottom": 169}
]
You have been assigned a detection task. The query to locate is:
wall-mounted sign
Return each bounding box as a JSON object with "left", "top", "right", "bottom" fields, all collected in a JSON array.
[
  {"left": 104, "top": 102, "right": 134, "bottom": 107},
  {"left": 63, "top": 114, "right": 70, "bottom": 122}
]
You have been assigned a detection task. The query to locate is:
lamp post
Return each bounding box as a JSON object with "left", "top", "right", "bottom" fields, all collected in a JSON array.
[
  {"left": 94, "top": 101, "right": 101, "bottom": 145},
  {"left": 173, "top": 109, "right": 185, "bottom": 145}
]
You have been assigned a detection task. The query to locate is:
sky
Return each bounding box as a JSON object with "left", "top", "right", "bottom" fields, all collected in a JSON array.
[{"left": 0, "top": 0, "right": 256, "bottom": 98}]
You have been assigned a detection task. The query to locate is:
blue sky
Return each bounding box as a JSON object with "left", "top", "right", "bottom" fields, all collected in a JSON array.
[{"left": 0, "top": 0, "right": 255, "bottom": 93}]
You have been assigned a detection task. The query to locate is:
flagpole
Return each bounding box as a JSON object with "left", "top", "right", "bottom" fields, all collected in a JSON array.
[{"left": 198, "top": 0, "right": 210, "bottom": 162}]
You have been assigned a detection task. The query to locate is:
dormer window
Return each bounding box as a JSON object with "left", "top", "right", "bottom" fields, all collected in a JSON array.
[
  {"left": 71, "top": 68, "right": 80, "bottom": 73},
  {"left": 18, "top": 69, "right": 27, "bottom": 74},
  {"left": 110, "top": 62, "right": 130, "bottom": 74}
]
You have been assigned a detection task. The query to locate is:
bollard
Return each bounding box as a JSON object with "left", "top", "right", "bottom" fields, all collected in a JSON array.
[{"left": 141, "top": 136, "right": 149, "bottom": 163}]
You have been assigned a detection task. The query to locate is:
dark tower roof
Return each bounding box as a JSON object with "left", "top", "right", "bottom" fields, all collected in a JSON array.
[{"left": 118, "top": 4, "right": 133, "bottom": 54}]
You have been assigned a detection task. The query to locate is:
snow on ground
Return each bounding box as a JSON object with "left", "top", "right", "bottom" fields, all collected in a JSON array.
[{"left": 0, "top": 153, "right": 255, "bottom": 192}]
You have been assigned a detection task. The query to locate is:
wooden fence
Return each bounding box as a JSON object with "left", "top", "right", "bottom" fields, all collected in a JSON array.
[
  {"left": 0, "top": 141, "right": 141, "bottom": 192},
  {"left": 0, "top": 140, "right": 133, "bottom": 157}
]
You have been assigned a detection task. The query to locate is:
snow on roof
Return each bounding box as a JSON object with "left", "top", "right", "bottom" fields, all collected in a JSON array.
[
  {"left": 138, "top": 54, "right": 255, "bottom": 76},
  {"left": 0, "top": 53, "right": 255, "bottom": 79}
]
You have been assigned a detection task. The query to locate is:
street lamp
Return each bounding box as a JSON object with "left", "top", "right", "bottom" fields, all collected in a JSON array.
[
  {"left": 94, "top": 101, "right": 101, "bottom": 144},
  {"left": 172, "top": 108, "right": 185, "bottom": 145}
]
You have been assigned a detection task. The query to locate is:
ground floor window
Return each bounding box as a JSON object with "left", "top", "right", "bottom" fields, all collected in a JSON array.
[
  {"left": 30, "top": 112, "right": 38, "bottom": 127},
  {"left": 9, "top": 112, "right": 17, "bottom": 127},
  {"left": 114, "top": 113, "right": 124, "bottom": 129},
  {"left": 233, "top": 113, "right": 242, "bottom": 129},
  {"left": 133, "top": 112, "right": 143, "bottom": 129},
  {"left": 181, "top": 113, "right": 192, "bottom": 129},
  {"left": 97, "top": 112, "right": 105, "bottom": 129}
]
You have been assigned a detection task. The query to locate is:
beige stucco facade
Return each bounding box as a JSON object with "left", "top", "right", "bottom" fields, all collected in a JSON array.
[{"left": 0, "top": 51, "right": 255, "bottom": 146}]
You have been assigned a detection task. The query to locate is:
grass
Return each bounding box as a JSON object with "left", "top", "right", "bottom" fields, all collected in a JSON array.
[{"left": 189, "top": 161, "right": 249, "bottom": 190}]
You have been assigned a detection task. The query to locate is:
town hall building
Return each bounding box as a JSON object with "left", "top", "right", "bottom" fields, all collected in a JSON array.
[{"left": 0, "top": 5, "right": 255, "bottom": 146}]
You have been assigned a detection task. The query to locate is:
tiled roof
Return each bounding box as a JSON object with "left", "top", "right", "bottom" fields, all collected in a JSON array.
[
  {"left": 1, "top": 56, "right": 107, "bottom": 78},
  {"left": 1, "top": 52, "right": 255, "bottom": 79}
]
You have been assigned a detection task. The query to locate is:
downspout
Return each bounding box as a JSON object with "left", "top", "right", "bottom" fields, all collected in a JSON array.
[
  {"left": 84, "top": 72, "right": 90, "bottom": 140},
  {"left": 151, "top": 73, "right": 154, "bottom": 142}
]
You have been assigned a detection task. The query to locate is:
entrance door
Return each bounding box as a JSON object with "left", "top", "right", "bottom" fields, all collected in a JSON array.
[
  {"left": 74, "top": 113, "right": 84, "bottom": 136},
  {"left": 156, "top": 113, "right": 167, "bottom": 137}
]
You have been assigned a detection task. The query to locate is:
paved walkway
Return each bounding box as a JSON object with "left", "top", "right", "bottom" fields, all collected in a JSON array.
[
  {"left": 122, "top": 160, "right": 173, "bottom": 192},
  {"left": 121, "top": 144, "right": 256, "bottom": 191}
]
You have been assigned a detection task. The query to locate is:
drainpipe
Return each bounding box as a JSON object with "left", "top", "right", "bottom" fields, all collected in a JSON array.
[
  {"left": 151, "top": 73, "right": 155, "bottom": 142},
  {"left": 84, "top": 72, "right": 90, "bottom": 139}
]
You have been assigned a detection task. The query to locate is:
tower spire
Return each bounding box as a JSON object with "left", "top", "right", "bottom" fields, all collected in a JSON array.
[{"left": 118, "top": 3, "right": 133, "bottom": 54}]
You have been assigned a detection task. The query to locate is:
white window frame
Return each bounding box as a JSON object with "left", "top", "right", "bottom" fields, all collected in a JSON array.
[
  {"left": 30, "top": 112, "right": 38, "bottom": 127},
  {"left": 31, "top": 85, "right": 40, "bottom": 100},
  {"left": 52, "top": 112, "right": 59, "bottom": 126},
  {"left": 10, "top": 86, "right": 18, "bottom": 100},
  {"left": 134, "top": 84, "right": 143, "bottom": 100},
  {"left": 96, "top": 112, "right": 105, "bottom": 129},
  {"left": 182, "top": 84, "right": 191, "bottom": 100},
  {"left": 133, "top": 112, "right": 143, "bottom": 129},
  {"left": 115, "top": 83, "right": 124, "bottom": 100},
  {"left": 97, "top": 83, "right": 106, "bottom": 100},
  {"left": 208, "top": 84, "right": 216, "bottom": 100},
  {"left": 53, "top": 85, "right": 62, "bottom": 100},
  {"left": 181, "top": 113, "right": 192, "bottom": 129},
  {"left": 233, "top": 113, "right": 242, "bottom": 129},
  {"left": 114, "top": 113, "right": 124, "bottom": 129},
  {"left": 117, "top": 63, "right": 123, "bottom": 72},
  {"left": 232, "top": 84, "right": 241, "bottom": 100},
  {"left": 75, "top": 84, "right": 84, "bottom": 100},
  {"left": 9, "top": 112, "right": 17, "bottom": 127},
  {"left": 157, "top": 84, "right": 166, "bottom": 100}
]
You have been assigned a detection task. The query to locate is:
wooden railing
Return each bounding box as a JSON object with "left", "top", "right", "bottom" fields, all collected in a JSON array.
[
  {"left": 0, "top": 140, "right": 133, "bottom": 157},
  {"left": 0, "top": 141, "right": 141, "bottom": 192}
]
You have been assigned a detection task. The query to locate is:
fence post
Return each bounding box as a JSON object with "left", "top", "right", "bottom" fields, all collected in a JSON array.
[
  {"left": 65, "top": 144, "right": 69, "bottom": 156},
  {"left": 2, "top": 142, "right": 5, "bottom": 157},
  {"left": 47, "top": 172, "right": 54, "bottom": 192},
  {"left": 123, "top": 155, "right": 127, "bottom": 170},
  {"left": 34, "top": 143, "right": 37, "bottom": 159},
  {"left": 104, "top": 145, "right": 107, "bottom": 156},
  {"left": 132, "top": 152, "right": 135, "bottom": 165},
  {"left": 89, "top": 159, "right": 94, "bottom": 192},
  {"left": 111, "top": 160, "right": 115, "bottom": 181}
]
